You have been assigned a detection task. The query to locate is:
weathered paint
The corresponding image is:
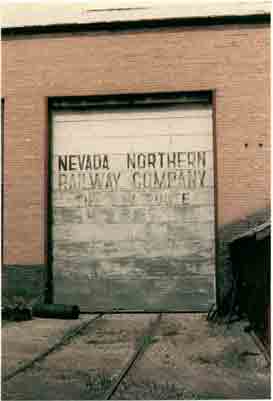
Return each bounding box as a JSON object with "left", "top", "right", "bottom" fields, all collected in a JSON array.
[
  {"left": 52, "top": 103, "right": 215, "bottom": 311},
  {"left": 2, "top": 1, "right": 270, "bottom": 29}
]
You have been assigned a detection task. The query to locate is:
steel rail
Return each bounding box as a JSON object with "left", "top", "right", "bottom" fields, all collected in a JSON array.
[
  {"left": 248, "top": 330, "right": 271, "bottom": 366},
  {"left": 102, "top": 313, "right": 162, "bottom": 400},
  {"left": 3, "top": 313, "right": 104, "bottom": 383}
]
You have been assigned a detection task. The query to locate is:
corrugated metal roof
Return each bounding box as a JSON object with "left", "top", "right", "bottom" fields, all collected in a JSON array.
[
  {"left": 230, "top": 221, "right": 271, "bottom": 243},
  {"left": 2, "top": 0, "right": 271, "bottom": 29}
]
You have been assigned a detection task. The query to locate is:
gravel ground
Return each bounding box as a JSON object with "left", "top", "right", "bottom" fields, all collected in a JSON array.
[
  {"left": 2, "top": 314, "right": 157, "bottom": 400},
  {"left": 113, "top": 314, "right": 270, "bottom": 400},
  {"left": 2, "top": 313, "right": 270, "bottom": 400}
]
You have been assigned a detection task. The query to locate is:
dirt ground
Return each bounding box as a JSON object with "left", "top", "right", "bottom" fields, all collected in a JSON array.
[
  {"left": 2, "top": 315, "right": 95, "bottom": 378},
  {"left": 2, "top": 313, "right": 270, "bottom": 400},
  {"left": 114, "top": 314, "right": 270, "bottom": 399}
]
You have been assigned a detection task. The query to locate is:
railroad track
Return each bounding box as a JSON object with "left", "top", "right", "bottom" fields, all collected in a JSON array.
[
  {"left": 2, "top": 313, "right": 103, "bottom": 383},
  {"left": 102, "top": 313, "right": 162, "bottom": 400},
  {"left": 3, "top": 313, "right": 162, "bottom": 400}
]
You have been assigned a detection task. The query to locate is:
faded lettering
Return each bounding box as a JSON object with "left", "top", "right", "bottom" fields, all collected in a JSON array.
[
  {"left": 55, "top": 151, "right": 209, "bottom": 202},
  {"left": 58, "top": 154, "right": 109, "bottom": 171},
  {"left": 126, "top": 152, "right": 207, "bottom": 170}
]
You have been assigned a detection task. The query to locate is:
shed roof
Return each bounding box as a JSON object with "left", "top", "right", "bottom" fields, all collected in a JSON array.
[
  {"left": 230, "top": 221, "right": 271, "bottom": 243},
  {"left": 2, "top": 0, "right": 271, "bottom": 29}
]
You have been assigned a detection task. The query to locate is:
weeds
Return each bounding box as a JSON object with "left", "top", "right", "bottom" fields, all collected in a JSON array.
[
  {"left": 134, "top": 333, "right": 158, "bottom": 351},
  {"left": 115, "top": 378, "right": 200, "bottom": 400},
  {"left": 142, "top": 334, "right": 158, "bottom": 348},
  {"left": 86, "top": 371, "right": 113, "bottom": 398}
]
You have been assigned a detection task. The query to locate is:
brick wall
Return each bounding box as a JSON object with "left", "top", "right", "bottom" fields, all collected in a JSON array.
[{"left": 2, "top": 23, "right": 270, "bottom": 307}]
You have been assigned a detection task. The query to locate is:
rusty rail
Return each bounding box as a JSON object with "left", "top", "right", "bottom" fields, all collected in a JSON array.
[
  {"left": 3, "top": 313, "right": 103, "bottom": 382},
  {"left": 103, "top": 313, "right": 162, "bottom": 400}
]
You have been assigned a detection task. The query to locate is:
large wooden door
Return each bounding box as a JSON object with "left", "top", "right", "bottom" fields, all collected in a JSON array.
[{"left": 51, "top": 102, "right": 216, "bottom": 311}]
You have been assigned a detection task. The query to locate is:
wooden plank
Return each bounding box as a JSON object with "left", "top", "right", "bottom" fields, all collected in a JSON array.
[
  {"left": 53, "top": 136, "right": 213, "bottom": 154},
  {"left": 52, "top": 188, "right": 214, "bottom": 210},
  {"left": 53, "top": 270, "right": 215, "bottom": 312},
  {"left": 53, "top": 104, "right": 212, "bottom": 122},
  {"left": 52, "top": 216, "right": 215, "bottom": 241},
  {"left": 54, "top": 118, "right": 212, "bottom": 141}
]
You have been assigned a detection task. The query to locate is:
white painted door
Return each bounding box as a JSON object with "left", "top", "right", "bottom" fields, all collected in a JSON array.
[{"left": 52, "top": 103, "right": 215, "bottom": 311}]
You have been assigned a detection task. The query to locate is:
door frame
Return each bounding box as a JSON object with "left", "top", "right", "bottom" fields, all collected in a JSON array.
[{"left": 46, "top": 90, "right": 218, "bottom": 311}]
